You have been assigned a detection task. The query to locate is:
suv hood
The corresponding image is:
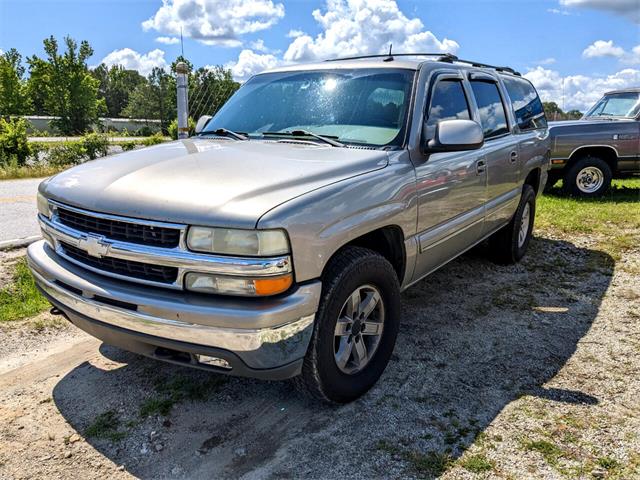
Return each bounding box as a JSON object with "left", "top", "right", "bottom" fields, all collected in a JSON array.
[{"left": 40, "top": 138, "right": 388, "bottom": 228}]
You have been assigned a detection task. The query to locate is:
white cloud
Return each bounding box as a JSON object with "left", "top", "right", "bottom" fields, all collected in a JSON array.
[
  {"left": 156, "top": 36, "right": 180, "bottom": 45},
  {"left": 547, "top": 8, "right": 571, "bottom": 15},
  {"left": 142, "top": 0, "right": 285, "bottom": 47},
  {"left": 624, "top": 45, "right": 640, "bottom": 65},
  {"left": 282, "top": 0, "right": 459, "bottom": 63},
  {"left": 225, "top": 49, "right": 279, "bottom": 81},
  {"left": 525, "top": 65, "right": 640, "bottom": 111},
  {"left": 287, "top": 29, "right": 305, "bottom": 38},
  {"left": 536, "top": 57, "right": 557, "bottom": 65},
  {"left": 582, "top": 40, "right": 625, "bottom": 58},
  {"left": 249, "top": 39, "right": 278, "bottom": 53},
  {"left": 560, "top": 0, "right": 640, "bottom": 23},
  {"left": 100, "top": 48, "right": 167, "bottom": 76}
]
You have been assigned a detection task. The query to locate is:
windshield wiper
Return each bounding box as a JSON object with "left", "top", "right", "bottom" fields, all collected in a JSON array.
[
  {"left": 262, "top": 130, "right": 344, "bottom": 147},
  {"left": 201, "top": 128, "right": 248, "bottom": 141}
]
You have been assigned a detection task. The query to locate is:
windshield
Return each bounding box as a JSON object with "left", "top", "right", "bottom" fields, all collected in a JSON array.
[
  {"left": 585, "top": 92, "right": 640, "bottom": 119},
  {"left": 202, "top": 68, "right": 415, "bottom": 147}
]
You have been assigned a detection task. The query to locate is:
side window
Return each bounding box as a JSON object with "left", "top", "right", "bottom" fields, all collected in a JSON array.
[
  {"left": 469, "top": 80, "right": 509, "bottom": 139},
  {"left": 502, "top": 76, "right": 548, "bottom": 130},
  {"left": 426, "top": 79, "right": 471, "bottom": 129}
]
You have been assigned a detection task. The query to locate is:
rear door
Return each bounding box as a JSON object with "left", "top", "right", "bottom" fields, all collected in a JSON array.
[{"left": 467, "top": 73, "right": 521, "bottom": 235}]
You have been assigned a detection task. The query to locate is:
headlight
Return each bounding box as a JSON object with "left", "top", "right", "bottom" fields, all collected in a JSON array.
[
  {"left": 37, "top": 192, "right": 51, "bottom": 218},
  {"left": 187, "top": 227, "right": 289, "bottom": 256},
  {"left": 185, "top": 272, "right": 293, "bottom": 296}
]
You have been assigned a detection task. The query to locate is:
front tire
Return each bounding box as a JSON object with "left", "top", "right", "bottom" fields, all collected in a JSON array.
[
  {"left": 295, "top": 246, "right": 400, "bottom": 403},
  {"left": 563, "top": 156, "right": 612, "bottom": 197},
  {"left": 488, "top": 184, "right": 536, "bottom": 264}
]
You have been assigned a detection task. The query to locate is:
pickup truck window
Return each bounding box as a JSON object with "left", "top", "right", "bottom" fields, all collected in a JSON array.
[
  {"left": 470, "top": 80, "right": 509, "bottom": 139},
  {"left": 203, "top": 69, "right": 415, "bottom": 147},
  {"left": 502, "top": 76, "right": 547, "bottom": 131},
  {"left": 584, "top": 92, "right": 640, "bottom": 119}
]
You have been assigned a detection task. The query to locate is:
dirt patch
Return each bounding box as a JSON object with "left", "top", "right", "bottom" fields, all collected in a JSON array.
[{"left": 0, "top": 231, "right": 638, "bottom": 479}]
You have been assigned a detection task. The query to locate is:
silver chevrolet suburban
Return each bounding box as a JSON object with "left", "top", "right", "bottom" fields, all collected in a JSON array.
[{"left": 28, "top": 53, "right": 550, "bottom": 403}]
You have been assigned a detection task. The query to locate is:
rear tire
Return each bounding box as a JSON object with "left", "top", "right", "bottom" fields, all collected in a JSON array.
[
  {"left": 294, "top": 246, "right": 400, "bottom": 403},
  {"left": 563, "top": 156, "right": 612, "bottom": 197},
  {"left": 488, "top": 185, "right": 536, "bottom": 265}
]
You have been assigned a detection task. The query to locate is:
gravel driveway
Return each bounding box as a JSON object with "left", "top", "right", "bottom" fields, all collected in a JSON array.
[{"left": 0, "top": 229, "right": 638, "bottom": 479}]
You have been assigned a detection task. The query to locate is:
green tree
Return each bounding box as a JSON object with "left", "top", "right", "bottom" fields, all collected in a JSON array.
[
  {"left": 188, "top": 65, "right": 239, "bottom": 119},
  {"left": 0, "top": 48, "right": 30, "bottom": 115},
  {"left": 123, "top": 67, "right": 176, "bottom": 132},
  {"left": 27, "top": 36, "right": 106, "bottom": 134},
  {"left": 565, "top": 109, "right": 583, "bottom": 119},
  {"left": 92, "top": 64, "right": 146, "bottom": 118}
]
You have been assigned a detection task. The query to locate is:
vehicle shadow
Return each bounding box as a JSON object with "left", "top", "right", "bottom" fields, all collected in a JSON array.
[{"left": 52, "top": 235, "right": 613, "bottom": 479}]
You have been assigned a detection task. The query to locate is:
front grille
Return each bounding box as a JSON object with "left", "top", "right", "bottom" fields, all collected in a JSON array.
[
  {"left": 60, "top": 242, "right": 178, "bottom": 284},
  {"left": 57, "top": 207, "right": 180, "bottom": 248}
]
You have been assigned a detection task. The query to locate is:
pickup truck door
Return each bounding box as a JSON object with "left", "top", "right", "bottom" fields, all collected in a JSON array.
[
  {"left": 467, "top": 74, "right": 521, "bottom": 235},
  {"left": 411, "top": 73, "right": 486, "bottom": 281}
]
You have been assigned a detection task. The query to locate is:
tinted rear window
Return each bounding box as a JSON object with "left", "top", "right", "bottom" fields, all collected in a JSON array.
[
  {"left": 470, "top": 81, "right": 509, "bottom": 139},
  {"left": 502, "top": 76, "right": 547, "bottom": 130}
]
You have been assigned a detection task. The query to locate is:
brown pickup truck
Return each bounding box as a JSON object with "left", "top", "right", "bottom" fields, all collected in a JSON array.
[{"left": 547, "top": 88, "right": 640, "bottom": 196}]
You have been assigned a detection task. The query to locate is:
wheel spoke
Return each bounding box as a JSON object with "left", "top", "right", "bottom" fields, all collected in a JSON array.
[
  {"left": 335, "top": 338, "right": 353, "bottom": 369},
  {"left": 346, "top": 290, "right": 361, "bottom": 318},
  {"left": 359, "top": 291, "right": 380, "bottom": 320},
  {"left": 353, "top": 337, "right": 368, "bottom": 366},
  {"left": 361, "top": 321, "right": 383, "bottom": 335},
  {"left": 335, "top": 318, "right": 352, "bottom": 336}
]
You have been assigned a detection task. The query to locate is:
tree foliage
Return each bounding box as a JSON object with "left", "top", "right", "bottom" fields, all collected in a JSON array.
[
  {"left": 27, "top": 36, "right": 105, "bottom": 134},
  {"left": 92, "top": 64, "right": 146, "bottom": 117},
  {"left": 0, "top": 48, "right": 30, "bottom": 115},
  {"left": 123, "top": 67, "right": 176, "bottom": 132},
  {"left": 543, "top": 101, "right": 583, "bottom": 121}
]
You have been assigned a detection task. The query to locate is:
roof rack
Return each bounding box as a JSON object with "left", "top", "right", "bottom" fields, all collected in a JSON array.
[{"left": 324, "top": 52, "right": 521, "bottom": 76}]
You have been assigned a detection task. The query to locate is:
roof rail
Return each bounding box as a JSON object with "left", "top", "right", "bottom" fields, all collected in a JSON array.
[{"left": 324, "top": 52, "right": 521, "bottom": 76}]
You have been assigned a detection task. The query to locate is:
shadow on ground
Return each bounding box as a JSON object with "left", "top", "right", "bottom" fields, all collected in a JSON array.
[
  {"left": 52, "top": 236, "right": 613, "bottom": 479},
  {"left": 545, "top": 178, "right": 640, "bottom": 202}
]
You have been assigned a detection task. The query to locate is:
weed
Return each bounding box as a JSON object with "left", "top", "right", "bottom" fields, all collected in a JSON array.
[
  {"left": 459, "top": 453, "right": 495, "bottom": 473},
  {"left": 85, "top": 410, "right": 127, "bottom": 442},
  {"left": 524, "top": 439, "right": 563, "bottom": 465},
  {"left": 0, "top": 258, "right": 50, "bottom": 322}
]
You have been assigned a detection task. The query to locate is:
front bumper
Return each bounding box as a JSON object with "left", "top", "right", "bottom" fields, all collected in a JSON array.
[{"left": 27, "top": 241, "right": 321, "bottom": 379}]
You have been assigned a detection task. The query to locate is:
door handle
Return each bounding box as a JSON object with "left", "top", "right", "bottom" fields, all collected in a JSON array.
[
  {"left": 476, "top": 159, "right": 486, "bottom": 175},
  {"left": 510, "top": 151, "right": 518, "bottom": 163}
]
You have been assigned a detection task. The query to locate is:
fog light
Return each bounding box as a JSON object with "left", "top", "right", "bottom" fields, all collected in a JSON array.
[{"left": 184, "top": 272, "right": 293, "bottom": 296}]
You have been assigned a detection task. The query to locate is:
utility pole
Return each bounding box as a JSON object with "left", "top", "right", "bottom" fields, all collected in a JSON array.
[{"left": 176, "top": 61, "right": 189, "bottom": 139}]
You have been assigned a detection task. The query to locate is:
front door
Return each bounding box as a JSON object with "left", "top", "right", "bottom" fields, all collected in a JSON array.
[{"left": 412, "top": 74, "right": 487, "bottom": 280}]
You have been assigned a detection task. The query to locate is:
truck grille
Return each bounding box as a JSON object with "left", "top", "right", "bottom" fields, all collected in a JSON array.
[
  {"left": 60, "top": 242, "right": 178, "bottom": 284},
  {"left": 57, "top": 207, "right": 181, "bottom": 248}
]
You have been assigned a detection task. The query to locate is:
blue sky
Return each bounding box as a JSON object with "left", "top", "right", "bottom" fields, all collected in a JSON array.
[{"left": 1, "top": 0, "right": 638, "bottom": 110}]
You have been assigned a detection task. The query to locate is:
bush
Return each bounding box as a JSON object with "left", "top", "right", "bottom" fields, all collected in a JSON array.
[
  {"left": 0, "top": 118, "right": 31, "bottom": 166},
  {"left": 136, "top": 125, "right": 155, "bottom": 137},
  {"left": 142, "top": 132, "right": 165, "bottom": 147},
  {"left": 119, "top": 141, "right": 137, "bottom": 152},
  {"left": 168, "top": 117, "right": 195, "bottom": 140},
  {"left": 47, "top": 142, "right": 87, "bottom": 167},
  {"left": 82, "top": 132, "right": 109, "bottom": 160}
]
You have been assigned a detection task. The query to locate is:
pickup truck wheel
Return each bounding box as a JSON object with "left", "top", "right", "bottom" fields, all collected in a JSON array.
[
  {"left": 564, "top": 156, "right": 612, "bottom": 197},
  {"left": 488, "top": 184, "right": 536, "bottom": 265},
  {"left": 295, "top": 246, "right": 400, "bottom": 403}
]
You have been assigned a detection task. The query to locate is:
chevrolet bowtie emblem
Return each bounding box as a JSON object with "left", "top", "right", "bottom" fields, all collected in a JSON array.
[{"left": 79, "top": 234, "right": 110, "bottom": 258}]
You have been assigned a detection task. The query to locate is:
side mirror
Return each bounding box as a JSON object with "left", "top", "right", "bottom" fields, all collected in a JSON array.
[
  {"left": 194, "top": 115, "right": 212, "bottom": 134},
  {"left": 425, "top": 119, "right": 484, "bottom": 152}
]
